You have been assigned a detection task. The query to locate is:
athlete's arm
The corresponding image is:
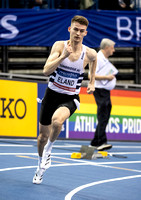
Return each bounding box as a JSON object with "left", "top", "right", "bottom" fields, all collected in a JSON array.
[
  {"left": 87, "top": 48, "right": 97, "bottom": 94},
  {"left": 43, "top": 41, "right": 72, "bottom": 76}
]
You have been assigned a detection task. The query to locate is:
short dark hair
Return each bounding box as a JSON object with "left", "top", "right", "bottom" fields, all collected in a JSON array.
[{"left": 71, "top": 15, "right": 89, "bottom": 27}]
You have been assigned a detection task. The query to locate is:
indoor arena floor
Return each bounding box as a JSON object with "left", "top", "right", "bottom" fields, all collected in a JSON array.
[{"left": 0, "top": 138, "right": 141, "bottom": 200}]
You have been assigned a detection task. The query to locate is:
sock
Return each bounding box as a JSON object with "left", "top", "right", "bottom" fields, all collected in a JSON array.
[
  {"left": 44, "top": 139, "right": 54, "bottom": 154},
  {"left": 38, "top": 156, "right": 42, "bottom": 167}
]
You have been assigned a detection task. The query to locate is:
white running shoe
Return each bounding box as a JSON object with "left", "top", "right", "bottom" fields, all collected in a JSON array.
[
  {"left": 41, "top": 153, "right": 51, "bottom": 170},
  {"left": 33, "top": 168, "right": 45, "bottom": 184},
  {"left": 97, "top": 143, "right": 112, "bottom": 151}
]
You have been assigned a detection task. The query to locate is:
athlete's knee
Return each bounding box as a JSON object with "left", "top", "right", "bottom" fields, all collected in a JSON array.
[
  {"left": 52, "top": 116, "right": 62, "bottom": 129},
  {"left": 38, "top": 133, "right": 48, "bottom": 144}
]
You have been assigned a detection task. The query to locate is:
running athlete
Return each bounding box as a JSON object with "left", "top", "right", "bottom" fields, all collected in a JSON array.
[{"left": 33, "top": 15, "right": 97, "bottom": 184}]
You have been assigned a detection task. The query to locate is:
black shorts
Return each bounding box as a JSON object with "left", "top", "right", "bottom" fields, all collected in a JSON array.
[{"left": 39, "top": 87, "right": 80, "bottom": 125}]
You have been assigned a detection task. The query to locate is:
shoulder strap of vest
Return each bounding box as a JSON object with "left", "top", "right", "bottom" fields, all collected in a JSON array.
[{"left": 80, "top": 44, "right": 86, "bottom": 60}]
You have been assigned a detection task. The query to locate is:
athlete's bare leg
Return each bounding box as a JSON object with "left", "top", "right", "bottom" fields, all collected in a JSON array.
[
  {"left": 37, "top": 106, "right": 70, "bottom": 156},
  {"left": 33, "top": 107, "right": 70, "bottom": 184},
  {"left": 37, "top": 123, "right": 51, "bottom": 157},
  {"left": 49, "top": 106, "right": 70, "bottom": 142},
  {"left": 40, "top": 106, "right": 70, "bottom": 167}
]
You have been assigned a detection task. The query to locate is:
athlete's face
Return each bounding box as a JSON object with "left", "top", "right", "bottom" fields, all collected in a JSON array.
[{"left": 68, "top": 22, "right": 87, "bottom": 42}]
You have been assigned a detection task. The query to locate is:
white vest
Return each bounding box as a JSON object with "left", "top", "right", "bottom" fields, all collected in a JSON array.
[{"left": 48, "top": 41, "right": 86, "bottom": 95}]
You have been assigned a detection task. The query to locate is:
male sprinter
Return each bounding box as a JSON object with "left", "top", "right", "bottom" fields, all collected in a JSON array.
[{"left": 33, "top": 15, "right": 97, "bottom": 184}]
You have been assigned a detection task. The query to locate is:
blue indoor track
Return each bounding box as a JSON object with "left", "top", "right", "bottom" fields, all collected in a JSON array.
[{"left": 0, "top": 138, "right": 141, "bottom": 200}]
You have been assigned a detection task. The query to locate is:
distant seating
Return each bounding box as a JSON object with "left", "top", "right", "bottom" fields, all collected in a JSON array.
[{"left": 0, "top": 46, "right": 140, "bottom": 84}]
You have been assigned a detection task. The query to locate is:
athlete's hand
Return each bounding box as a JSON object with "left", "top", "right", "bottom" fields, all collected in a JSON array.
[
  {"left": 87, "top": 83, "right": 95, "bottom": 94},
  {"left": 63, "top": 41, "right": 73, "bottom": 58}
]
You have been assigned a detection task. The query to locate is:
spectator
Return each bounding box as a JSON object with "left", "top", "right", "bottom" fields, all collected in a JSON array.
[
  {"left": 129, "top": 0, "right": 141, "bottom": 10},
  {"left": 80, "top": 0, "right": 95, "bottom": 9},
  {"left": 28, "top": 0, "right": 48, "bottom": 9},
  {"left": 118, "top": 0, "right": 134, "bottom": 10},
  {"left": 98, "top": 0, "right": 134, "bottom": 10}
]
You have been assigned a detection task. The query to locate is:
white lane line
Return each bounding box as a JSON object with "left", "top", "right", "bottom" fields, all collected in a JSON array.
[
  {"left": 52, "top": 155, "right": 141, "bottom": 172},
  {"left": 1, "top": 143, "right": 141, "bottom": 149},
  {"left": 52, "top": 156, "right": 141, "bottom": 172},
  {"left": 1, "top": 153, "right": 141, "bottom": 173},
  {"left": 0, "top": 163, "right": 89, "bottom": 172},
  {"left": 0, "top": 156, "right": 141, "bottom": 177},
  {"left": 1, "top": 160, "right": 141, "bottom": 173},
  {"left": 0, "top": 144, "right": 80, "bottom": 148},
  {"left": 93, "top": 160, "right": 141, "bottom": 165},
  {"left": 0, "top": 144, "right": 33, "bottom": 147},
  {"left": 0, "top": 144, "right": 81, "bottom": 148},
  {"left": 52, "top": 155, "right": 141, "bottom": 166},
  {"left": 0, "top": 153, "right": 38, "bottom": 156},
  {"left": 54, "top": 145, "right": 141, "bottom": 149},
  {"left": 113, "top": 146, "right": 141, "bottom": 148},
  {"left": 0, "top": 139, "right": 36, "bottom": 141},
  {"left": 1, "top": 152, "right": 141, "bottom": 165},
  {"left": 1, "top": 151, "right": 141, "bottom": 156},
  {"left": 0, "top": 153, "right": 71, "bottom": 156},
  {"left": 0, "top": 166, "right": 37, "bottom": 172},
  {"left": 53, "top": 145, "right": 81, "bottom": 148},
  {"left": 65, "top": 175, "right": 141, "bottom": 200},
  {"left": 109, "top": 152, "right": 141, "bottom": 155}
]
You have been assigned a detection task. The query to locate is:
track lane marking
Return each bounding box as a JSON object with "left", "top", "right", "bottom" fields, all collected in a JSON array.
[
  {"left": 65, "top": 175, "right": 141, "bottom": 200},
  {"left": 1, "top": 143, "right": 141, "bottom": 149},
  {"left": 14, "top": 155, "right": 141, "bottom": 173},
  {"left": 0, "top": 163, "right": 89, "bottom": 172},
  {"left": 0, "top": 144, "right": 33, "bottom": 147}
]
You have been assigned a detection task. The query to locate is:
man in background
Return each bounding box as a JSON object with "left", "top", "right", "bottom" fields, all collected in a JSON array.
[{"left": 89, "top": 38, "right": 118, "bottom": 151}]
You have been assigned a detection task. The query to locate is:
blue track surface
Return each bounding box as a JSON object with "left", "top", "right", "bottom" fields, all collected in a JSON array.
[{"left": 0, "top": 139, "right": 141, "bottom": 200}]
